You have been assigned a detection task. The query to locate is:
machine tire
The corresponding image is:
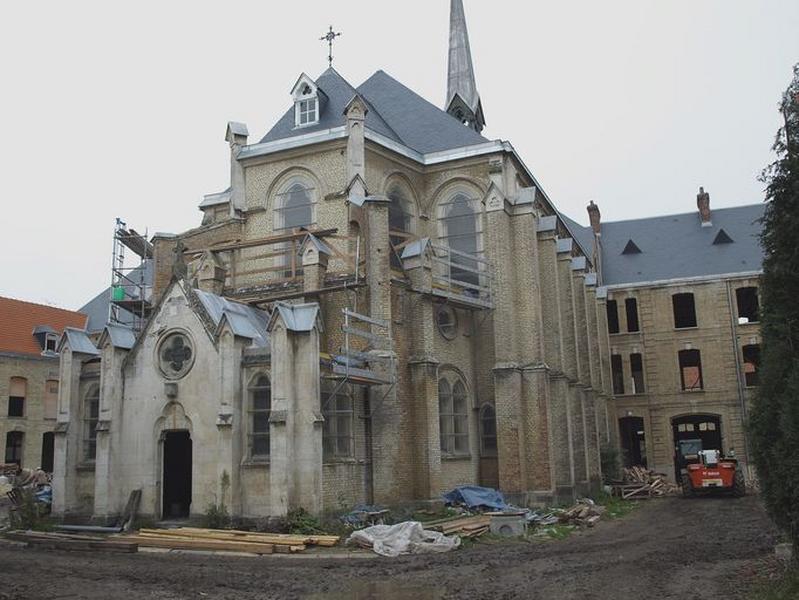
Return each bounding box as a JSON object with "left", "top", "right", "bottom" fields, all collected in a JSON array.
[
  {"left": 681, "top": 474, "right": 695, "bottom": 498},
  {"left": 733, "top": 470, "right": 746, "bottom": 497}
]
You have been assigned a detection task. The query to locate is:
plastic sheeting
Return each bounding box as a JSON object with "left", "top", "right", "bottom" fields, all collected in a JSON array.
[
  {"left": 347, "top": 522, "right": 461, "bottom": 557},
  {"left": 443, "top": 485, "right": 508, "bottom": 511}
]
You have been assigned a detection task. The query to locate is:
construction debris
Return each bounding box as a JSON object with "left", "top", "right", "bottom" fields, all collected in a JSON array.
[
  {"left": 424, "top": 514, "right": 492, "bottom": 538},
  {"left": 613, "top": 467, "right": 681, "bottom": 499},
  {"left": 117, "top": 527, "right": 340, "bottom": 555},
  {"left": 347, "top": 522, "right": 461, "bottom": 557},
  {"left": 557, "top": 499, "right": 606, "bottom": 527},
  {"left": 5, "top": 530, "right": 138, "bottom": 553}
]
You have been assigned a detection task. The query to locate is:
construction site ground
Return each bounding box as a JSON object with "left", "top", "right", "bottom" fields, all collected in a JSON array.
[{"left": 0, "top": 495, "right": 777, "bottom": 600}]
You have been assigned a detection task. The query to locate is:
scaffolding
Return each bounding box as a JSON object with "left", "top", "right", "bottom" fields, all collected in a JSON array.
[{"left": 109, "top": 218, "right": 153, "bottom": 331}]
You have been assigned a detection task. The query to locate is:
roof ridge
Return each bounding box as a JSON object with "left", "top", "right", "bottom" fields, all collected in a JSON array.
[
  {"left": 0, "top": 295, "right": 85, "bottom": 316},
  {"left": 602, "top": 202, "right": 764, "bottom": 226}
]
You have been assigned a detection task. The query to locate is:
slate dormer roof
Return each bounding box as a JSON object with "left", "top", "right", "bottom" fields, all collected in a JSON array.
[{"left": 260, "top": 68, "right": 488, "bottom": 155}]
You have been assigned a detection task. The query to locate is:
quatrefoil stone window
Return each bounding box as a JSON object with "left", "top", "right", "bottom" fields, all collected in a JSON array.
[{"left": 158, "top": 332, "right": 194, "bottom": 379}]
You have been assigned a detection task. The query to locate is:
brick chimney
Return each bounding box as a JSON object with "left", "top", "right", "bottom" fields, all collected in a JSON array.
[
  {"left": 697, "top": 187, "right": 712, "bottom": 227},
  {"left": 587, "top": 201, "right": 601, "bottom": 234}
]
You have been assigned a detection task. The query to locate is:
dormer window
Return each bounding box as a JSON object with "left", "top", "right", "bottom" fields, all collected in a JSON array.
[
  {"left": 291, "top": 74, "right": 322, "bottom": 128},
  {"left": 44, "top": 334, "right": 58, "bottom": 353}
]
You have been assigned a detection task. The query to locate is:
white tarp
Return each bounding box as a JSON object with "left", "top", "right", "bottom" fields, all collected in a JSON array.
[{"left": 347, "top": 521, "right": 461, "bottom": 557}]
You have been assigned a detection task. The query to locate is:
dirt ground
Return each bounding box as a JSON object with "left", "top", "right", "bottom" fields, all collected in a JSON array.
[{"left": 0, "top": 495, "right": 778, "bottom": 600}]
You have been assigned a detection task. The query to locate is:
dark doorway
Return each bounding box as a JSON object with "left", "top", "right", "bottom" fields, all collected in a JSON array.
[
  {"left": 619, "top": 416, "right": 647, "bottom": 468},
  {"left": 163, "top": 431, "right": 192, "bottom": 519},
  {"left": 41, "top": 432, "right": 54, "bottom": 473},
  {"left": 672, "top": 414, "right": 722, "bottom": 480}
]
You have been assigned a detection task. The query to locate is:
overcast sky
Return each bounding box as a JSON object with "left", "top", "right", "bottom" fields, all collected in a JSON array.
[{"left": 1, "top": 0, "right": 797, "bottom": 310}]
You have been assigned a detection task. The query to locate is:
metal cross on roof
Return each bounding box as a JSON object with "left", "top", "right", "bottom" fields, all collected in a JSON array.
[{"left": 320, "top": 26, "right": 341, "bottom": 67}]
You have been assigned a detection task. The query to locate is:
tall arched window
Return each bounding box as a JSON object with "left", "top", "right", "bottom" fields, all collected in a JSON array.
[
  {"left": 439, "top": 376, "right": 470, "bottom": 455},
  {"left": 83, "top": 385, "right": 100, "bottom": 461},
  {"left": 387, "top": 184, "right": 415, "bottom": 269},
  {"left": 274, "top": 178, "right": 316, "bottom": 232},
  {"left": 249, "top": 375, "right": 271, "bottom": 459},
  {"left": 479, "top": 404, "right": 497, "bottom": 457},
  {"left": 438, "top": 191, "right": 482, "bottom": 285}
]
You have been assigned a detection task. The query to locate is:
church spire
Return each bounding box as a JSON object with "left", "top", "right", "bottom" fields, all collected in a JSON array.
[{"left": 446, "top": 0, "right": 485, "bottom": 133}]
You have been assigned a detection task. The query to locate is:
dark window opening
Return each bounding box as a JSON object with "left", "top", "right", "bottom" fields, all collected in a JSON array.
[
  {"left": 673, "top": 293, "right": 697, "bottom": 329},
  {"left": 619, "top": 417, "right": 647, "bottom": 468},
  {"left": 736, "top": 287, "right": 759, "bottom": 323},
  {"left": 162, "top": 431, "right": 192, "bottom": 519},
  {"left": 630, "top": 353, "right": 645, "bottom": 394},
  {"left": 4, "top": 432, "right": 24, "bottom": 466},
  {"left": 625, "top": 298, "right": 640, "bottom": 332},
  {"left": 41, "top": 432, "right": 55, "bottom": 473},
  {"left": 607, "top": 300, "right": 620, "bottom": 334},
  {"left": 743, "top": 344, "right": 760, "bottom": 387},
  {"left": 479, "top": 404, "right": 497, "bottom": 457},
  {"left": 8, "top": 396, "right": 24, "bottom": 418},
  {"left": 249, "top": 375, "right": 271, "bottom": 459},
  {"left": 679, "top": 349, "right": 704, "bottom": 391},
  {"left": 611, "top": 354, "right": 625, "bottom": 395}
]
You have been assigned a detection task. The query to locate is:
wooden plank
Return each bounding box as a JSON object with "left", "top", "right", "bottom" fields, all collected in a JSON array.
[
  {"left": 117, "top": 535, "right": 277, "bottom": 554},
  {"left": 138, "top": 527, "right": 338, "bottom": 547}
]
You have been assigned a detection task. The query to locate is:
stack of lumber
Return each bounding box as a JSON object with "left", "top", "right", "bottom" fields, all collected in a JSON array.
[
  {"left": 424, "top": 514, "right": 491, "bottom": 538},
  {"left": 116, "top": 527, "right": 340, "bottom": 555},
  {"left": 617, "top": 467, "right": 680, "bottom": 499},
  {"left": 5, "top": 530, "right": 138, "bottom": 553},
  {"left": 558, "top": 501, "right": 605, "bottom": 527}
]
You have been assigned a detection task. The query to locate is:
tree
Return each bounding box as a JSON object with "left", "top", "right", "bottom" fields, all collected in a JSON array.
[{"left": 749, "top": 62, "right": 799, "bottom": 551}]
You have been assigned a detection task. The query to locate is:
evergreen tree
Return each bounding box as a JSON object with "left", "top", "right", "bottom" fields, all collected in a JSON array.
[{"left": 750, "top": 63, "right": 799, "bottom": 551}]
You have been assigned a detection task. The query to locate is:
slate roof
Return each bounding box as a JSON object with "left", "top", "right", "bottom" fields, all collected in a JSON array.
[
  {"left": 80, "top": 260, "right": 154, "bottom": 333},
  {"left": 59, "top": 328, "right": 99, "bottom": 356},
  {"left": 260, "top": 68, "right": 488, "bottom": 155},
  {"left": 561, "top": 204, "right": 766, "bottom": 286},
  {"left": 0, "top": 296, "right": 87, "bottom": 356},
  {"left": 195, "top": 289, "right": 270, "bottom": 348}
]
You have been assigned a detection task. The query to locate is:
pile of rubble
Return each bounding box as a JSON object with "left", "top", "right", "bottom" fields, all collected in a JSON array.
[
  {"left": 616, "top": 467, "right": 680, "bottom": 499},
  {"left": 557, "top": 499, "right": 606, "bottom": 527}
]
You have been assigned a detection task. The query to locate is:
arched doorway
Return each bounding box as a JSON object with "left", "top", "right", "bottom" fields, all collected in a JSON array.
[
  {"left": 162, "top": 430, "right": 192, "bottom": 519},
  {"left": 672, "top": 414, "right": 721, "bottom": 481},
  {"left": 618, "top": 416, "right": 647, "bottom": 468}
]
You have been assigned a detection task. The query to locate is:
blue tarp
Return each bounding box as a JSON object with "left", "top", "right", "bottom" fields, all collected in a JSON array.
[{"left": 442, "top": 486, "right": 508, "bottom": 511}]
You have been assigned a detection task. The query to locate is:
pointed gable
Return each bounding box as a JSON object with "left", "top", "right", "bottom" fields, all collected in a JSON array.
[
  {"left": 622, "top": 240, "right": 642, "bottom": 255},
  {"left": 713, "top": 229, "right": 734, "bottom": 245}
]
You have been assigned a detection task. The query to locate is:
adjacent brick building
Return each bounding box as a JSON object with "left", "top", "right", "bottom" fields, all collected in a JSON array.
[
  {"left": 0, "top": 296, "right": 87, "bottom": 471},
  {"left": 564, "top": 191, "right": 764, "bottom": 482}
]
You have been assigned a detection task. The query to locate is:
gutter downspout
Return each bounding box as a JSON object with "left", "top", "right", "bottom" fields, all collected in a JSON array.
[{"left": 725, "top": 281, "right": 752, "bottom": 472}]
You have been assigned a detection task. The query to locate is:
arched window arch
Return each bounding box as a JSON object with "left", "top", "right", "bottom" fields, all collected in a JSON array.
[
  {"left": 437, "top": 189, "right": 483, "bottom": 285},
  {"left": 273, "top": 177, "right": 316, "bottom": 232},
  {"left": 479, "top": 404, "right": 497, "bottom": 457},
  {"left": 248, "top": 374, "right": 271, "bottom": 459},
  {"left": 83, "top": 384, "right": 100, "bottom": 461},
  {"left": 439, "top": 375, "right": 470, "bottom": 455},
  {"left": 387, "top": 183, "right": 416, "bottom": 269}
]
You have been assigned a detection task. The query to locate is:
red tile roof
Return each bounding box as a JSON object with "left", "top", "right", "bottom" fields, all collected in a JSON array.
[{"left": 0, "top": 296, "right": 87, "bottom": 357}]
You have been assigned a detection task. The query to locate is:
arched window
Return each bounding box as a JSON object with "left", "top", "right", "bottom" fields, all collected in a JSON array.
[
  {"left": 438, "top": 191, "right": 483, "bottom": 285},
  {"left": 274, "top": 179, "right": 316, "bottom": 232},
  {"left": 439, "top": 376, "right": 470, "bottom": 455},
  {"left": 249, "top": 375, "right": 271, "bottom": 459},
  {"left": 322, "top": 381, "right": 353, "bottom": 459},
  {"left": 479, "top": 404, "right": 497, "bottom": 457},
  {"left": 387, "top": 184, "right": 415, "bottom": 269},
  {"left": 83, "top": 385, "right": 100, "bottom": 461}
]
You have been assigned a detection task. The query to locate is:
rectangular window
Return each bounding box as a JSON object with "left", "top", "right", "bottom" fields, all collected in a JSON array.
[
  {"left": 607, "top": 300, "right": 620, "bottom": 334},
  {"left": 673, "top": 293, "right": 697, "bottom": 329},
  {"left": 625, "top": 298, "right": 640, "bottom": 332},
  {"left": 679, "top": 349, "right": 704, "bottom": 391},
  {"left": 45, "top": 334, "right": 58, "bottom": 353},
  {"left": 322, "top": 385, "right": 353, "bottom": 459},
  {"left": 630, "top": 353, "right": 645, "bottom": 394},
  {"left": 611, "top": 354, "right": 625, "bottom": 395},
  {"left": 8, "top": 377, "right": 26, "bottom": 418},
  {"left": 736, "top": 287, "right": 760, "bottom": 323},
  {"left": 298, "top": 98, "right": 317, "bottom": 125},
  {"left": 743, "top": 344, "right": 760, "bottom": 387},
  {"left": 4, "top": 432, "right": 24, "bottom": 466},
  {"left": 44, "top": 380, "right": 58, "bottom": 420}
]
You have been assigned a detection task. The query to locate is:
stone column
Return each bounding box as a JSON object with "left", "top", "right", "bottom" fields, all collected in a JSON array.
[
  {"left": 301, "top": 235, "right": 331, "bottom": 295},
  {"left": 268, "top": 304, "right": 324, "bottom": 516}
]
